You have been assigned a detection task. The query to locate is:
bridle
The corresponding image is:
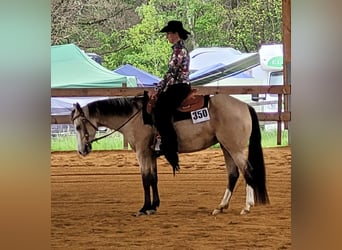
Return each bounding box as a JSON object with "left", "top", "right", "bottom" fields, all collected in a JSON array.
[{"left": 71, "top": 107, "right": 141, "bottom": 146}]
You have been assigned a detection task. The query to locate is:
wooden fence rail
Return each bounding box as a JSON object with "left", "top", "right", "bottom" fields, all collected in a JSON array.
[
  {"left": 51, "top": 85, "right": 291, "bottom": 145},
  {"left": 51, "top": 85, "right": 290, "bottom": 97}
]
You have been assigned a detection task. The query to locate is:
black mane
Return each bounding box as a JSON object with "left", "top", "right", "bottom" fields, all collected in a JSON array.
[{"left": 87, "top": 97, "right": 142, "bottom": 117}]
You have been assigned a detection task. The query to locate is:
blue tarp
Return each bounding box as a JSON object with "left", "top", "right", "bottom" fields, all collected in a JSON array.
[{"left": 113, "top": 64, "right": 161, "bottom": 87}]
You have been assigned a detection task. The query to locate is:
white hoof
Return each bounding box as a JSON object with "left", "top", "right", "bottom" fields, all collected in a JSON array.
[
  {"left": 240, "top": 208, "right": 250, "bottom": 215},
  {"left": 135, "top": 211, "right": 146, "bottom": 217},
  {"left": 212, "top": 208, "right": 223, "bottom": 215}
]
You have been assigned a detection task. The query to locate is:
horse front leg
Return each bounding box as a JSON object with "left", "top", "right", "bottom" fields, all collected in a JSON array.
[
  {"left": 135, "top": 175, "right": 153, "bottom": 216},
  {"left": 150, "top": 166, "right": 160, "bottom": 211},
  {"left": 136, "top": 172, "right": 159, "bottom": 216},
  {"left": 135, "top": 151, "right": 159, "bottom": 216}
]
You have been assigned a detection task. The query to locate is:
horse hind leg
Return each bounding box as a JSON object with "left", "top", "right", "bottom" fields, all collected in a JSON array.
[
  {"left": 240, "top": 183, "right": 255, "bottom": 215},
  {"left": 234, "top": 153, "right": 257, "bottom": 215},
  {"left": 229, "top": 152, "right": 259, "bottom": 215},
  {"left": 214, "top": 147, "right": 257, "bottom": 215},
  {"left": 212, "top": 146, "right": 240, "bottom": 215},
  {"left": 240, "top": 159, "right": 270, "bottom": 215}
]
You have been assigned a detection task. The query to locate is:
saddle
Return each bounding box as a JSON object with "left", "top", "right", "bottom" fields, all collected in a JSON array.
[
  {"left": 177, "top": 89, "right": 204, "bottom": 112},
  {"left": 146, "top": 89, "right": 204, "bottom": 114}
]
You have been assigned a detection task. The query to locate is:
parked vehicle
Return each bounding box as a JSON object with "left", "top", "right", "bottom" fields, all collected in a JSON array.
[{"left": 200, "top": 44, "right": 284, "bottom": 129}]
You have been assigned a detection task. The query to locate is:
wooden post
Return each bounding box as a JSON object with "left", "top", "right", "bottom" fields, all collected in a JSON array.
[
  {"left": 277, "top": 94, "right": 283, "bottom": 145},
  {"left": 282, "top": 0, "right": 291, "bottom": 133},
  {"left": 123, "top": 135, "right": 129, "bottom": 150},
  {"left": 121, "top": 83, "right": 129, "bottom": 149}
]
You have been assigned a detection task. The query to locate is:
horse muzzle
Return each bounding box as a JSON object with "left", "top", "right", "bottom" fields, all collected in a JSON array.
[{"left": 78, "top": 143, "right": 92, "bottom": 156}]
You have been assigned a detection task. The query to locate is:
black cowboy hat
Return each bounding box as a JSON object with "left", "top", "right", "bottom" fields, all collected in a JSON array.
[{"left": 160, "top": 20, "right": 190, "bottom": 36}]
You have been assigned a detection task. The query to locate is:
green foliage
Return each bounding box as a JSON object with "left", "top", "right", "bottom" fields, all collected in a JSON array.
[
  {"left": 142, "top": 0, "right": 230, "bottom": 49},
  {"left": 51, "top": 132, "right": 125, "bottom": 151},
  {"left": 51, "top": 129, "right": 288, "bottom": 152},
  {"left": 103, "top": 3, "right": 170, "bottom": 76},
  {"left": 186, "top": 0, "right": 229, "bottom": 47},
  {"left": 260, "top": 128, "right": 288, "bottom": 148},
  {"left": 227, "top": 0, "right": 282, "bottom": 52},
  {"left": 52, "top": 0, "right": 283, "bottom": 77},
  {"left": 103, "top": 0, "right": 236, "bottom": 76}
]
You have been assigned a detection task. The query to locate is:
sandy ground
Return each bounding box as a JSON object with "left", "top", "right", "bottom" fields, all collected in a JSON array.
[{"left": 51, "top": 147, "right": 291, "bottom": 249}]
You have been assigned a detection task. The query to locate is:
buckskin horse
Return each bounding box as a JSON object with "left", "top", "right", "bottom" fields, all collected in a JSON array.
[{"left": 70, "top": 91, "right": 269, "bottom": 216}]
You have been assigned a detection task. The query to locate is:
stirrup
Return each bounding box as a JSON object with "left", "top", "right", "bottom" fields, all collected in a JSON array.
[
  {"left": 154, "top": 135, "right": 162, "bottom": 151},
  {"left": 151, "top": 135, "right": 163, "bottom": 157}
]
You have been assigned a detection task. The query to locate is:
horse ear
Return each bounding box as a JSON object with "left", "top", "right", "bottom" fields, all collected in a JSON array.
[
  {"left": 73, "top": 102, "right": 81, "bottom": 110},
  {"left": 71, "top": 103, "right": 81, "bottom": 122}
]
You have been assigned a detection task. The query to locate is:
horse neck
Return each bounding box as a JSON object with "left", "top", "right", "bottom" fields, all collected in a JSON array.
[
  {"left": 95, "top": 108, "right": 141, "bottom": 134},
  {"left": 85, "top": 97, "right": 143, "bottom": 134}
]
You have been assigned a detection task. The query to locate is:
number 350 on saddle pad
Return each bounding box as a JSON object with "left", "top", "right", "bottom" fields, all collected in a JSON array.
[{"left": 191, "top": 107, "right": 210, "bottom": 124}]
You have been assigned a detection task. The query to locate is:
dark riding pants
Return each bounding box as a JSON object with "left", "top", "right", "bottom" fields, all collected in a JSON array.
[{"left": 153, "top": 83, "right": 191, "bottom": 167}]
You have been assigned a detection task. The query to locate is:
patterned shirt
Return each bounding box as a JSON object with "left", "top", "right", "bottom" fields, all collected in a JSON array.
[{"left": 155, "top": 40, "right": 190, "bottom": 92}]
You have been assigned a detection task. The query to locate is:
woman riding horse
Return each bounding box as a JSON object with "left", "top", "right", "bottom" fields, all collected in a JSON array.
[{"left": 151, "top": 20, "right": 192, "bottom": 174}]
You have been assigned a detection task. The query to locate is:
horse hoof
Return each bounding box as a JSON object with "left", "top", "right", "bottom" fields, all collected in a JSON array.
[
  {"left": 240, "top": 208, "right": 250, "bottom": 215},
  {"left": 146, "top": 209, "right": 156, "bottom": 215},
  {"left": 134, "top": 211, "right": 146, "bottom": 217},
  {"left": 212, "top": 208, "right": 222, "bottom": 215}
]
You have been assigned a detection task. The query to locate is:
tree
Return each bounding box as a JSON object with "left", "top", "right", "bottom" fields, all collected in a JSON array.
[
  {"left": 227, "top": 0, "right": 282, "bottom": 52},
  {"left": 103, "top": 3, "right": 170, "bottom": 76},
  {"left": 51, "top": 0, "right": 143, "bottom": 50},
  {"left": 148, "top": 0, "right": 229, "bottom": 50},
  {"left": 102, "top": 0, "right": 230, "bottom": 75},
  {"left": 51, "top": 0, "right": 282, "bottom": 77}
]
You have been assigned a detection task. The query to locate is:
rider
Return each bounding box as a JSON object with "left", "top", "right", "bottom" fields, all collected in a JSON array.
[{"left": 152, "top": 20, "right": 192, "bottom": 174}]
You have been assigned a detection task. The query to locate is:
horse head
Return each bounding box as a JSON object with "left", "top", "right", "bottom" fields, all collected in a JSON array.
[{"left": 71, "top": 102, "right": 98, "bottom": 156}]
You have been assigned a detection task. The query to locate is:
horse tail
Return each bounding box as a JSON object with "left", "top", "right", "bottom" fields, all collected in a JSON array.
[{"left": 246, "top": 105, "right": 270, "bottom": 205}]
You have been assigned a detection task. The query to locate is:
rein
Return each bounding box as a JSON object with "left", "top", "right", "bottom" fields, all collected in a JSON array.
[
  {"left": 72, "top": 108, "right": 141, "bottom": 144},
  {"left": 91, "top": 109, "right": 141, "bottom": 143}
]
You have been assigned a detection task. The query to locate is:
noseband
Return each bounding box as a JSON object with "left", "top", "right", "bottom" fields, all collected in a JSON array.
[{"left": 71, "top": 110, "right": 98, "bottom": 146}]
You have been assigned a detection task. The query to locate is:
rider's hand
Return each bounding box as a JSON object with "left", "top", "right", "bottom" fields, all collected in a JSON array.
[{"left": 149, "top": 89, "right": 158, "bottom": 100}]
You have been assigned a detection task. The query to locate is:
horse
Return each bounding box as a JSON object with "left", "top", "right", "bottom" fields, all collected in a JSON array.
[{"left": 70, "top": 93, "right": 270, "bottom": 216}]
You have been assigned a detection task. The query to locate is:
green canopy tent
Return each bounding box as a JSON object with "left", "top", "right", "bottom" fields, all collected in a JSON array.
[
  {"left": 51, "top": 44, "right": 137, "bottom": 116},
  {"left": 51, "top": 43, "right": 137, "bottom": 88}
]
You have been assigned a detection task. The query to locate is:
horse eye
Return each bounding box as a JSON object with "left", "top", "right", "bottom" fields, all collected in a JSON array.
[{"left": 76, "top": 125, "right": 81, "bottom": 130}]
